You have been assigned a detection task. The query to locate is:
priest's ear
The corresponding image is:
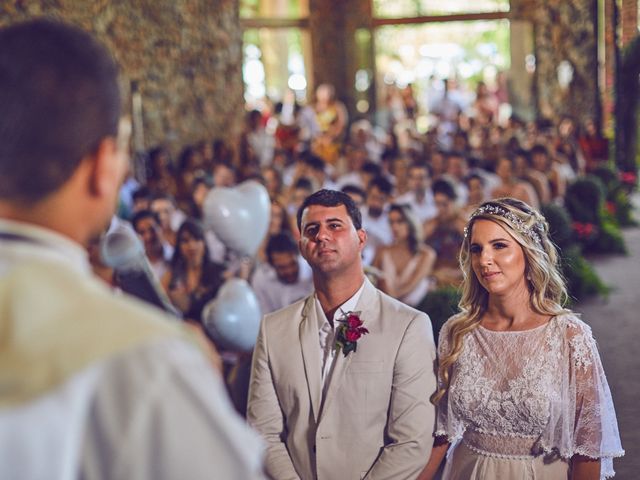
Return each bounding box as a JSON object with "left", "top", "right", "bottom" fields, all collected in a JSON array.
[{"left": 87, "top": 118, "right": 131, "bottom": 199}]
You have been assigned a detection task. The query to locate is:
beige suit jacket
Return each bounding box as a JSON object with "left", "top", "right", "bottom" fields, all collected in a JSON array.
[{"left": 247, "top": 278, "right": 436, "bottom": 480}]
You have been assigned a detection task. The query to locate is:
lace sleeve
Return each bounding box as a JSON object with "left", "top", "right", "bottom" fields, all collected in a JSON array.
[
  {"left": 434, "top": 318, "right": 465, "bottom": 443},
  {"left": 543, "top": 316, "right": 624, "bottom": 479}
]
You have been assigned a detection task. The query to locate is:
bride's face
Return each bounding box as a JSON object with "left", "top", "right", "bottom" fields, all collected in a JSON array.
[{"left": 469, "top": 219, "right": 527, "bottom": 297}]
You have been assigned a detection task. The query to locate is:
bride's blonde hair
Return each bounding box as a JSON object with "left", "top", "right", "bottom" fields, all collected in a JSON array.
[{"left": 431, "top": 198, "right": 569, "bottom": 404}]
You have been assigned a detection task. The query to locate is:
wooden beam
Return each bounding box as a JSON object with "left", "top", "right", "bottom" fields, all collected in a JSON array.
[
  {"left": 240, "top": 18, "right": 309, "bottom": 29},
  {"left": 372, "top": 11, "right": 509, "bottom": 27}
]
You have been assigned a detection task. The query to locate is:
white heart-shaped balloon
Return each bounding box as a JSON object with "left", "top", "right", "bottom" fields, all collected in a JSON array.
[
  {"left": 202, "top": 278, "right": 262, "bottom": 352},
  {"left": 202, "top": 180, "right": 270, "bottom": 257}
]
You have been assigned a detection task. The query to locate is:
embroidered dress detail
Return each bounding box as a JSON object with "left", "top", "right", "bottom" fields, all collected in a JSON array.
[{"left": 436, "top": 314, "right": 624, "bottom": 479}]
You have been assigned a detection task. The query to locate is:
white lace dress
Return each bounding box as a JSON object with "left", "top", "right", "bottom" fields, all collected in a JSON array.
[{"left": 436, "top": 314, "right": 624, "bottom": 479}]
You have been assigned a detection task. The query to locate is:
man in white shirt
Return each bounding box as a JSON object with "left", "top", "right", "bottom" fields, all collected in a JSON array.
[
  {"left": 247, "top": 190, "right": 436, "bottom": 480},
  {"left": 0, "top": 19, "right": 264, "bottom": 480},
  {"left": 251, "top": 233, "right": 314, "bottom": 314},
  {"left": 395, "top": 162, "right": 437, "bottom": 223},
  {"left": 131, "top": 209, "right": 173, "bottom": 280},
  {"left": 360, "top": 176, "right": 394, "bottom": 265}
]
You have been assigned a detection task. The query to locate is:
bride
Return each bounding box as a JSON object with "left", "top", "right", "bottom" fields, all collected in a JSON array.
[{"left": 419, "top": 198, "right": 624, "bottom": 479}]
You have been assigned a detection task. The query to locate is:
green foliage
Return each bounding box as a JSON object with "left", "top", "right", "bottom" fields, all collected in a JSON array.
[
  {"left": 591, "top": 164, "right": 637, "bottom": 227},
  {"left": 541, "top": 203, "right": 574, "bottom": 249},
  {"left": 564, "top": 176, "right": 627, "bottom": 254},
  {"left": 417, "top": 287, "right": 461, "bottom": 344},
  {"left": 541, "top": 203, "right": 610, "bottom": 303},
  {"left": 560, "top": 245, "right": 609, "bottom": 305},
  {"left": 565, "top": 176, "right": 605, "bottom": 224}
]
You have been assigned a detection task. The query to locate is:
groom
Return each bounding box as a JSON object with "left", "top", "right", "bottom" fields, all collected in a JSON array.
[{"left": 247, "top": 189, "right": 436, "bottom": 480}]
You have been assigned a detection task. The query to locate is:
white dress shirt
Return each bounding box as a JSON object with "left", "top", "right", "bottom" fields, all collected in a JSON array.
[
  {"left": 316, "top": 281, "right": 366, "bottom": 398},
  {"left": 395, "top": 190, "right": 438, "bottom": 223}
]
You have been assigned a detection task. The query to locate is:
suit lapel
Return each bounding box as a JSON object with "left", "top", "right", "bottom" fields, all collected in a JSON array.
[
  {"left": 299, "top": 296, "right": 322, "bottom": 424},
  {"left": 319, "top": 279, "right": 379, "bottom": 423}
]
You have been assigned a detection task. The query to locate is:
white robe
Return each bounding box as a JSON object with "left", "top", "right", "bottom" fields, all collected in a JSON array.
[{"left": 0, "top": 219, "right": 265, "bottom": 480}]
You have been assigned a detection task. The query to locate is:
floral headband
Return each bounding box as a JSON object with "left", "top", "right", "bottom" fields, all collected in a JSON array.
[{"left": 464, "top": 203, "right": 543, "bottom": 245}]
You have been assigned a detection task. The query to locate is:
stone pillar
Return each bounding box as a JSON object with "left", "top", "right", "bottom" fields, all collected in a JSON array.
[
  {"left": 512, "top": 0, "right": 600, "bottom": 126},
  {"left": 621, "top": 0, "right": 638, "bottom": 46},
  {"left": 308, "top": 0, "right": 372, "bottom": 119},
  {"left": 0, "top": 0, "right": 244, "bottom": 155}
]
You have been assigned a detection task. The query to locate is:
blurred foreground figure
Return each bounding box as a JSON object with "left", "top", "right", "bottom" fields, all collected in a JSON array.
[{"left": 0, "top": 19, "right": 264, "bottom": 480}]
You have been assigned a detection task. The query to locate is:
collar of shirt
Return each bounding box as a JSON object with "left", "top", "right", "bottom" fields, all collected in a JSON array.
[
  {"left": 0, "top": 218, "right": 91, "bottom": 275},
  {"left": 315, "top": 279, "right": 366, "bottom": 332}
]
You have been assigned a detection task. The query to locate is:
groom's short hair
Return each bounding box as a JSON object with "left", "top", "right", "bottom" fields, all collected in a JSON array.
[{"left": 297, "top": 189, "right": 362, "bottom": 231}]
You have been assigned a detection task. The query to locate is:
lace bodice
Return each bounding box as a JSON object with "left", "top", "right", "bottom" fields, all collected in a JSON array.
[{"left": 436, "top": 314, "right": 624, "bottom": 478}]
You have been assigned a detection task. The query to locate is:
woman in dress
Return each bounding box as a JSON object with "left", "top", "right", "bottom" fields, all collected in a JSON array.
[
  {"left": 424, "top": 179, "right": 467, "bottom": 288},
  {"left": 372, "top": 203, "right": 436, "bottom": 307},
  {"left": 419, "top": 198, "right": 624, "bottom": 480},
  {"left": 161, "top": 219, "right": 224, "bottom": 322}
]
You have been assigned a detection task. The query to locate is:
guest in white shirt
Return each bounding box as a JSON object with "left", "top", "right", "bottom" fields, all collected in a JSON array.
[
  {"left": 395, "top": 162, "right": 437, "bottom": 223},
  {"left": 361, "top": 176, "right": 394, "bottom": 265},
  {"left": 131, "top": 209, "right": 173, "bottom": 280},
  {"left": 251, "top": 233, "right": 314, "bottom": 314},
  {"left": 150, "top": 192, "right": 187, "bottom": 247}
]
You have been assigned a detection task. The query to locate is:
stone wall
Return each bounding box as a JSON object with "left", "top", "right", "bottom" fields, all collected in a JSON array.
[
  {"left": 0, "top": 0, "right": 243, "bottom": 155},
  {"left": 511, "top": 0, "right": 599, "bottom": 125}
]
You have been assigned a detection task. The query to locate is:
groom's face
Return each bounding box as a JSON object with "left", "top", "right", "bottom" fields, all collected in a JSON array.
[{"left": 298, "top": 204, "right": 366, "bottom": 275}]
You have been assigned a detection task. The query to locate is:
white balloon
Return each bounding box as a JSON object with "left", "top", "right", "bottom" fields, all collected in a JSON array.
[
  {"left": 202, "top": 180, "right": 270, "bottom": 257},
  {"left": 202, "top": 278, "right": 262, "bottom": 352}
]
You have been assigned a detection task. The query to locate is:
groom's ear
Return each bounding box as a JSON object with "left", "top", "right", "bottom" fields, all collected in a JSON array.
[{"left": 357, "top": 228, "right": 367, "bottom": 251}]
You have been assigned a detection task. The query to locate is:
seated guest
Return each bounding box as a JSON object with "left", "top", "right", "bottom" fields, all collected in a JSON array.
[
  {"left": 513, "top": 148, "right": 551, "bottom": 205},
  {"left": 372, "top": 204, "right": 436, "bottom": 307},
  {"left": 395, "top": 162, "right": 437, "bottom": 223},
  {"left": 251, "top": 233, "right": 314, "bottom": 314},
  {"left": 463, "top": 173, "right": 488, "bottom": 218},
  {"left": 257, "top": 199, "right": 297, "bottom": 262},
  {"left": 150, "top": 192, "right": 186, "bottom": 247},
  {"left": 341, "top": 184, "right": 366, "bottom": 210},
  {"left": 443, "top": 151, "right": 470, "bottom": 206},
  {"left": 161, "top": 219, "right": 224, "bottom": 322},
  {"left": 131, "top": 186, "right": 152, "bottom": 214},
  {"left": 424, "top": 179, "right": 466, "bottom": 288},
  {"left": 530, "top": 144, "right": 566, "bottom": 202},
  {"left": 131, "top": 210, "right": 173, "bottom": 281},
  {"left": 491, "top": 155, "right": 540, "bottom": 209},
  {"left": 361, "top": 175, "right": 394, "bottom": 265},
  {"left": 285, "top": 176, "right": 314, "bottom": 232}
]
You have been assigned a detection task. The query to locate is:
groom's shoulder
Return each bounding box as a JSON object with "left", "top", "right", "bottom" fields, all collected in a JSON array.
[
  {"left": 376, "top": 287, "right": 430, "bottom": 324},
  {"left": 261, "top": 294, "right": 311, "bottom": 330}
]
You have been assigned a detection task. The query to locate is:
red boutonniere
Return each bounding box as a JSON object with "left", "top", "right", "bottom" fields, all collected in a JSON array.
[{"left": 335, "top": 310, "right": 369, "bottom": 357}]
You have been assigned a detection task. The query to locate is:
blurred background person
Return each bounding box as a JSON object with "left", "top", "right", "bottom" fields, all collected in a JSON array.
[
  {"left": 424, "top": 179, "right": 466, "bottom": 288},
  {"left": 161, "top": 219, "right": 225, "bottom": 322},
  {"left": 251, "top": 232, "right": 314, "bottom": 315},
  {"left": 372, "top": 204, "right": 436, "bottom": 307}
]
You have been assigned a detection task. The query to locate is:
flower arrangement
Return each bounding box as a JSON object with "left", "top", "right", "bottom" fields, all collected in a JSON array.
[
  {"left": 572, "top": 221, "right": 597, "bottom": 241},
  {"left": 335, "top": 310, "right": 369, "bottom": 357}
]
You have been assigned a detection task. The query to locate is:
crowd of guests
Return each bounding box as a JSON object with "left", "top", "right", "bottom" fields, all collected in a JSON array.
[{"left": 108, "top": 80, "right": 609, "bottom": 329}]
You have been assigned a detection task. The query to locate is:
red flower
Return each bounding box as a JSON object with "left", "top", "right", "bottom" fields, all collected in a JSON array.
[
  {"left": 572, "top": 221, "right": 596, "bottom": 239},
  {"left": 347, "top": 314, "right": 363, "bottom": 328},
  {"left": 606, "top": 201, "right": 617, "bottom": 215},
  {"left": 620, "top": 171, "right": 637, "bottom": 185},
  {"left": 346, "top": 329, "right": 362, "bottom": 342},
  {"left": 335, "top": 311, "right": 369, "bottom": 357}
]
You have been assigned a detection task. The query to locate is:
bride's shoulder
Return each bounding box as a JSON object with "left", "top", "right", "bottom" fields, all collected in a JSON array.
[{"left": 552, "top": 312, "right": 594, "bottom": 339}]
